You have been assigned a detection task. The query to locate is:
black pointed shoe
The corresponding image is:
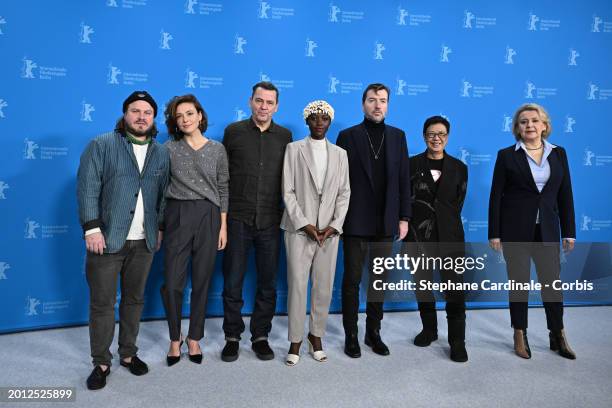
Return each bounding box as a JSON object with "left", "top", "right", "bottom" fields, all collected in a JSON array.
[
  {"left": 413, "top": 330, "right": 438, "bottom": 347},
  {"left": 166, "top": 340, "right": 183, "bottom": 367},
  {"left": 166, "top": 354, "right": 180, "bottom": 366},
  {"left": 344, "top": 332, "right": 361, "bottom": 358},
  {"left": 188, "top": 353, "right": 203, "bottom": 364},
  {"left": 364, "top": 329, "right": 390, "bottom": 356},
  {"left": 549, "top": 330, "right": 576, "bottom": 360},
  {"left": 186, "top": 338, "right": 203, "bottom": 364},
  {"left": 120, "top": 355, "right": 149, "bottom": 376},
  {"left": 86, "top": 366, "right": 110, "bottom": 390}
]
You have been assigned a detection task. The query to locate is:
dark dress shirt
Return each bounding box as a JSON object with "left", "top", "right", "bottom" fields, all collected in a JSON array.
[{"left": 222, "top": 118, "right": 292, "bottom": 229}]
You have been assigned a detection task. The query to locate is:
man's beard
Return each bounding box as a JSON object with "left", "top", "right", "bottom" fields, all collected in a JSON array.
[{"left": 126, "top": 123, "right": 152, "bottom": 137}]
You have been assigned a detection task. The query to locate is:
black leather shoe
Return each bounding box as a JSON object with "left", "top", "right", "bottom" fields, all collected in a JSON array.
[
  {"left": 188, "top": 353, "right": 203, "bottom": 364},
  {"left": 252, "top": 340, "right": 275, "bottom": 360},
  {"left": 86, "top": 366, "right": 110, "bottom": 390},
  {"left": 166, "top": 340, "right": 183, "bottom": 367},
  {"left": 221, "top": 341, "right": 239, "bottom": 362},
  {"left": 186, "top": 338, "right": 203, "bottom": 364},
  {"left": 364, "top": 329, "right": 390, "bottom": 356},
  {"left": 120, "top": 355, "right": 148, "bottom": 376},
  {"left": 413, "top": 330, "right": 438, "bottom": 347},
  {"left": 549, "top": 330, "right": 576, "bottom": 360},
  {"left": 449, "top": 342, "right": 469, "bottom": 362},
  {"left": 344, "top": 332, "right": 361, "bottom": 358}
]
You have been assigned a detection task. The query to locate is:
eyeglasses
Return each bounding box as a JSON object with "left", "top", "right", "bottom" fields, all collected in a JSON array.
[{"left": 425, "top": 132, "right": 448, "bottom": 140}]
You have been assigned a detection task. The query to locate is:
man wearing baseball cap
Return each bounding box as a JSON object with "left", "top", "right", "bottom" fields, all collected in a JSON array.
[{"left": 77, "top": 91, "right": 169, "bottom": 390}]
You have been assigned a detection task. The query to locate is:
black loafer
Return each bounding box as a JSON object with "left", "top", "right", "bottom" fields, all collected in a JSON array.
[
  {"left": 86, "top": 366, "right": 110, "bottom": 390},
  {"left": 120, "top": 355, "right": 149, "bottom": 376},
  {"left": 221, "top": 341, "right": 239, "bottom": 362},
  {"left": 364, "top": 329, "right": 390, "bottom": 356},
  {"left": 252, "top": 340, "right": 274, "bottom": 360}
]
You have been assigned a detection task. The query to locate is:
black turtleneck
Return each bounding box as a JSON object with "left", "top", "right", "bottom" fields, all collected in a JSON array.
[{"left": 363, "top": 117, "right": 387, "bottom": 235}]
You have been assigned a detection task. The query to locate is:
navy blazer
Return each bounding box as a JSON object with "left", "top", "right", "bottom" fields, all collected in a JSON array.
[
  {"left": 336, "top": 122, "right": 411, "bottom": 236},
  {"left": 488, "top": 144, "right": 575, "bottom": 243}
]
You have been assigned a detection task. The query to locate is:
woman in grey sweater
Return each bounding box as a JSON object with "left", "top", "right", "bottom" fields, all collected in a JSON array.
[{"left": 160, "top": 94, "right": 229, "bottom": 365}]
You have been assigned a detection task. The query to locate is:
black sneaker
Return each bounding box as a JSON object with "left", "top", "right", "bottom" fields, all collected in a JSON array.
[
  {"left": 221, "top": 341, "right": 239, "bottom": 362},
  {"left": 120, "top": 355, "right": 149, "bottom": 376},
  {"left": 86, "top": 366, "right": 110, "bottom": 390},
  {"left": 251, "top": 340, "right": 274, "bottom": 360}
]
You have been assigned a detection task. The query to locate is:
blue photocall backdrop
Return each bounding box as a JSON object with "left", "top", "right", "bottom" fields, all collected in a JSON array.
[{"left": 1, "top": 0, "right": 611, "bottom": 333}]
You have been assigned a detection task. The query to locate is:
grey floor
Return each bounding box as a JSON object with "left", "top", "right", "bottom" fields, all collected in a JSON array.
[{"left": 0, "top": 307, "right": 611, "bottom": 408}]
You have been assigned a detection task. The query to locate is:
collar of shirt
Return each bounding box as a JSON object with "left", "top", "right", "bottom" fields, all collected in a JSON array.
[
  {"left": 249, "top": 117, "right": 277, "bottom": 133},
  {"left": 516, "top": 139, "right": 556, "bottom": 166}
]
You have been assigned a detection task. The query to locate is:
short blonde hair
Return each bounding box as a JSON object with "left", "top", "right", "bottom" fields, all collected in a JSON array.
[{"left": 512, "top": 103, "right": 552, "bottom": 141}]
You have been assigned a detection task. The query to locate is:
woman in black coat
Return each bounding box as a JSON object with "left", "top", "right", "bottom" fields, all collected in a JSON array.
[
  {"left": 405, "top": 116, "right": 468, "bottom": 362},
  {"left": 488, "top": 103, "right": 576, "bottom": 360}
]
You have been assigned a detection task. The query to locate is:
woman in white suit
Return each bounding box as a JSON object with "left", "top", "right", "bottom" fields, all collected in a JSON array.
[{"left": 281, "top": 100, "right": 351, "bottom": 366}]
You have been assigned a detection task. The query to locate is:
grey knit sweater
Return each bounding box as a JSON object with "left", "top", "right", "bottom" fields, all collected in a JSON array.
[{"left": 164, "top": 138, "right": 229, "bottom": 212}]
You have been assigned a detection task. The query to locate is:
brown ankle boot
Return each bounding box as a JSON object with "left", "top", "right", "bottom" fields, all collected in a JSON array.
[
  {"left": 549, "top": 330, "right": 576, "bottom": 360},
  {"left": 513, "top": 329, "right": 531, "bottom": 359}
]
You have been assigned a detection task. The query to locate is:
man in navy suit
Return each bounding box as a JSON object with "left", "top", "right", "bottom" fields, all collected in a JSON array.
[{"left": 336, "top": 83, "right": 411, "bottom": 358}]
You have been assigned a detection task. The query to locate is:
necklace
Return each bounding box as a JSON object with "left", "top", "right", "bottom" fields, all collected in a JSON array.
[
  {"left": 524, "top": 144, "right": 543, "bottom": 151},
  {"left": 364, "top": 129, "right": 385, "bottom": 160}
]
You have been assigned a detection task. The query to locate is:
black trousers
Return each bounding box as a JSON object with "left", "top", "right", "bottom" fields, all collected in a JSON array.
[
  {"left": 503, "top": 225, "right": 564, "bottom": 331},
  {"left": 222, "top": 218, "right": 280, "bottom": 342},
  {"left": 161, "top": 199, "right": 220, "bottom": 342},
  {"left": 86, "top": 239, "right": 153, "bottom": 367},
  {"left": 414, "top": 266, "right": 466, "bottom": 343},
  {"left": 341, "top": 236, "right": 392, "bottom": 334},
  {"left": 403, "top": 237, "right": 466, "bottom": 343}
]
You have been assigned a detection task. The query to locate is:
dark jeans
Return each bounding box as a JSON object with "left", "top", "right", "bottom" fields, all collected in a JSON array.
[
  {"left": 341, "top": 236, "right": 392, "bottom": 334},
  {"left": 503, "top": 225, "right": 564, "bottom": 332},
  {"left": 160, "top": 199, "right": 220, "bottom": 342},
  {"left": 222, "top": 218, "right": 280, "bottom": 342},
  {"left": 86, "top": 240, "right": 153, "bottom": 367}
]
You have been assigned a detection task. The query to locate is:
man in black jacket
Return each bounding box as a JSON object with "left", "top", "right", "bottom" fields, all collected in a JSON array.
[{"left": 336, "top": 83, "right": 411, "bottom": 358}]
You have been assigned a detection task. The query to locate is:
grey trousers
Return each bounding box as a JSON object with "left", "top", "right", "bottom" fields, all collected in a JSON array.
[
  {"left": 285, "top": 232, "right": 339, "bottom": 343},
  {"left": 86, "top": 239, "right": 154, "bottom": 367},
  {"left": 160, "top": 199, "right": 220, "bottom": 341}
]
